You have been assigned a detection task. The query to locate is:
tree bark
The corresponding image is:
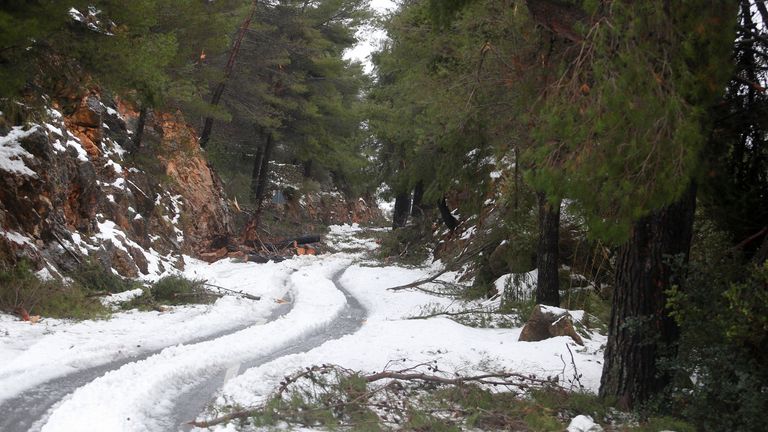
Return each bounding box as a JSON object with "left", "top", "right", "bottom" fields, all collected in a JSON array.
[
  {"left": 411, "top": 181, "right": 424, "bottom": 217},
  {"left": 132, "top": 106, "right": 148, "bottom": 151},
  {"left": 438, "top": 197, "right": 459, "bottom": 231},
  {"left": 599, "top": 184, "right": 697, "bottom": 409},
  {"left": 254, "top": 133, "right": 274, "bottom": 214},
  {"left": 249, "top": 145, "right": 264, "bottom": 203},
  {"left": 536, "top": 192, "right": 561, "bottom": 306},
  {"left": 392, "top": 191, "right": 411, "bottom": 229},
  {"left": 199, "top": 0, "right": 259, "bottom": 148}
]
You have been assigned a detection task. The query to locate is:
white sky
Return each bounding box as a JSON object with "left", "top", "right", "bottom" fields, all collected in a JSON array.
[{"left": 343, "top": 0, "right": 398, "bottom": 74}]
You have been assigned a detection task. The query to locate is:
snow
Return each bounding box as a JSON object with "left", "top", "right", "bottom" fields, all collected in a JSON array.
[
  {"left": 0, "top": 230, "right": 35, "bottom": 247},
  {"left": 0, "top": 257, "right": 293, "bottom": 407},
  {"left": 39, "top": 257, "right": 352, "bottom": 432},
  {"left": 0, "top": 126, "right": 39, "bottom": 177},
  {"left": 64, "top": 136, "right": 90, "bottom": 162},
  {"left": 105, "top": 159, "right": 123, "bottom": 174},
  {"left": 567, "top": 414, "right": 604, "bottom": 432},
  {"left": 202, "top": 260, "right": 604, "bottom": 428},
  {"left": 0, "top": 226, "right": 606, "bottom": 431}
]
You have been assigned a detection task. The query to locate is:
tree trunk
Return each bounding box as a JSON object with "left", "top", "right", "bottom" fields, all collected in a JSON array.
[
  {"left": 199, "top": 0, "right": 259, "bottom": 148},
  {"left": 249, "top": 145, "right": 264, "bottom": 203},
  {"left": 132, "top": 106, "right": 148, "bottom": 151},
  {"left": 438, "top": 197, "right": 459, "bottom": 231},
  {"left": 411, "top": 181, "right": 424, "bottom": 217},
  {"left": 599, "top": 184, "right": 697, "bottom": 409},
  {"left": 303, "top": 159, "right": 313, "bottom": 178},
  {"left": 536, "top": 192, "right": 561, "bottom": 306},
  {"left": 392, "top": 192, "right": 411, "bottom": 229},
  {"left": 254, "top": 133, "right": 274, "bottom": 214}
]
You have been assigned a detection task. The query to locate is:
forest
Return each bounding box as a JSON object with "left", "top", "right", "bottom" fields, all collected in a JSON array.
[{"left": 0, "top": 1, "right": 767, "bottom": 431}]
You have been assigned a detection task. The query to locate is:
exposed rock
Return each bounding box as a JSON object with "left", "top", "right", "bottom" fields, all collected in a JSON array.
[
  {"left": 70, "top": 94, "right": 102, "bottom": 128},
  {"left": 199, "top": 247, "right": 228, "bottom": 263},
  {"left": 109, "top": 246, "right": 139, "bottom": 278},
  {"left": 519, "top": 304, "right": 584, "bottom": 346},
  {"left": 127, "top": 245, "right": 149, "bottom": 275}
]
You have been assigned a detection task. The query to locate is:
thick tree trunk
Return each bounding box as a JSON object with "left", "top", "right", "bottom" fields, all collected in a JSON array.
[
  {"left": 254, "top": 133, "right": 274, "bottom": 214},
  {"left": 132, "top": 106, "right": 148, "bottom": 150},
  {"left": 438, "top": 197, "right": 459, "bottom": 231},
  {"left": 536, "top": 192, "right": 561, "bottom": 306},
  {"left": 411, "top": 181, "right": 424, "bottom": 217},
  {"left": 303, "top": 159, "right": 313, "bottom": 178},
  {"left": 392, "top": 192, "right": 411, "bottom": 229},
  {"left": 599, "top": 184, "right": 697, "bottom": 409}
]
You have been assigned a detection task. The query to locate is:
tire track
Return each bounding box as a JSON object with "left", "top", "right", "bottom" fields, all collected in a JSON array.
[
  {"left": 0, "top": 295, "right": 293, "bottom": 432},
  {"left": 174, "top": 267, "right": 366, "bottom": 430}
]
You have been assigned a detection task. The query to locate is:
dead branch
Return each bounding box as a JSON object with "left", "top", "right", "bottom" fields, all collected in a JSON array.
[
  {"left": 203, "top": 282, "right": 261, "bottom": 301},
  {"left": 386, "top": 239, "right": 496, "bottom": 292},
  {"left": 189, "top": 364, "right": 561, "bottom": 428},
  {"left": 407, "top": 308, "right": 509, "bottom": 320},
  {"left": 363, "top": 370, "right": 557, "bottom": 389}
]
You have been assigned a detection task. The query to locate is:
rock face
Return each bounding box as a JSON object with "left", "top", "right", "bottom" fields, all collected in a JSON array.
[
  {"left": 518, "top": 304, "right": 584, "bottom": 346},
  {"left": 0, "top": 91, "right": 233, "bottom": 277}
]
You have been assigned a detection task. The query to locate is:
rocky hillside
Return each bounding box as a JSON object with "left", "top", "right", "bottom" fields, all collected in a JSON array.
[
  {"left": 0, "top": 90, "right": 384, "bottom": 280},
  {"left": 0, "top": 91, "right": 234, "bottom": 279}
]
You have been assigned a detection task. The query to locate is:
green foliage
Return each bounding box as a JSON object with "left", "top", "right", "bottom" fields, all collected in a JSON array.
[
  {"left": 377, "top": 221, "right": 433, "bottom": 266},
  {"left": 150, "top": 275, "right": 215, "bottom": 305},
  {"left": 0, "top": 1, "right": 247, "bottom": 115},
  {"left": 248, "top": 367, "right": 382, "bottom": 431},
  {"left": 209, "top": 0, "right": 374, "bottom": 202},
  {"left": 0, "top": 260, "right": 108, "bottom": 320},
  {"left": 528, "top": 1, "right": 737, "bottom": 243},
  {"left": 68, "top": 260, "right": 139, "bottom": 294},
  {"left": 122, "top": 275, "right": 215, "bottom": 310},
  {"left": 665, "top": 218, "right": 768, "bottom": 431}
]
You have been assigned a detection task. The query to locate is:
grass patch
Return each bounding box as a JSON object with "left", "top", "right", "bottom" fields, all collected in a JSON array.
[{"left": 0, "top": 260, "right": 108, "bottom": 320}]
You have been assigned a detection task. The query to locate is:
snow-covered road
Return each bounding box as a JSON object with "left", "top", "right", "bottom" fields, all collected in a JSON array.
[{"left": 0, "top": 224, "right": 605, "bottom": 431}]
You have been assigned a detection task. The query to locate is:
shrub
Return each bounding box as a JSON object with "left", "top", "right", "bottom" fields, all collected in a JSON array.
[
  {"left": 150, "top": 275, "right": 216, "bottom": 305},
  {"left": 665, "top": 219, "right": 768, "bottom": 431},
  {"left": 0, "top": 260, "right": 108, "bottom": 319},
  {"left": 68, "top": 260, "right": 139, "bottom": 294}
]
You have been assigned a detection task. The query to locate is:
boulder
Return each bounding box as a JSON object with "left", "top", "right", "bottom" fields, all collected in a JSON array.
[{"left": 519, "top": 304, "right": 584, "bottom": 345}]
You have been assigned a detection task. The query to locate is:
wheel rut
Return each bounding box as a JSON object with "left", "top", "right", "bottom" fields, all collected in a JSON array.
[
  {"left": 0, "top": 293, "right": 293, "bottom": 432},
  {"left": 173, "top": 266, "right": 366, "bottom": 431}
]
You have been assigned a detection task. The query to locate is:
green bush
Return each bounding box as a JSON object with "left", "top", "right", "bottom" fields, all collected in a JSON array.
[
  {"left": 377, "top": 221, "right": 432, "bottom": 266},
  {"left": 150, "top": 275, "right": 216, "bottom": 305},
  {"left": 665, "top": 219, "right": 768, "bottom": 431},
  {"left": 0, "top": 260, "right": 108, "bottom": 320},
  {"left": 68, "top": 260, "right": 139, "bottom": 294}
]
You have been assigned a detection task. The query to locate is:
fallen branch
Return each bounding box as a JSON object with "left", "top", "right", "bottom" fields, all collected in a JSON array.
[
  {"left": 189, "top": 364, "right": 560, "bottom": 428},
  {"left": 386, "top": 239, "right": 495, "bottom": 292},
  {"left": 407, "top": 308, "right": 509, "bottom": 320},
  {"left": 203, "top": 282, "right": 261, "bottom": 301},
  {"left": 364, "top": 370, "right": 556, "bottom": 388}
]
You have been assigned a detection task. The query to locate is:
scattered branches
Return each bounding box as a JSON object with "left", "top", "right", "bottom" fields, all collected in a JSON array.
[{"left": 188, "top": 362, "right": 563, "bottom": 429}]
